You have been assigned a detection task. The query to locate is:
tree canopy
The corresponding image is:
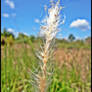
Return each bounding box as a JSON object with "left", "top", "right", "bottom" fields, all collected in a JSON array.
[{"left": 68, "top": 34, "right": 75, "bottom": 42}]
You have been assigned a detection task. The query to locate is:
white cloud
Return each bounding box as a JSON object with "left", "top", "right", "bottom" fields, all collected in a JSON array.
[
  {"left": 76, "top": 36, "right": 81, "bottom": 40},
  {"left": 3, "top": 13, "right": 16, "bottom": 18},
  {"left": 7, "top": 28, "right": 14, "bottom": 33},
  {"left": 14, "top": 32, "right": 19, "bottom": 38},
  {"left": 6, "top": 28, "right": 29, "bottom": 38},
  {"left": 35, "top": 19, "right": 40, "bottom": 23},
  {"left": 5, "top": 0, "right": 15, "bottom": 9},
  {"left": 3, "top": 13, "right": 9, "bottom": 18},
  {"left": 7, "top": 28, "right": 19, "bottom": 38},
  {"left": 70, "top": 19, "right": 90, "bottom": 31},
  {"left": 23, "top": 32, "right": 29, "bottom": 36}
]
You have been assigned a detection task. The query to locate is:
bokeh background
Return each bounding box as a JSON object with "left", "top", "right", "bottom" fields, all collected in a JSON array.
[{"left": 1, "top": 0, "right": 91, "bottom": 92}]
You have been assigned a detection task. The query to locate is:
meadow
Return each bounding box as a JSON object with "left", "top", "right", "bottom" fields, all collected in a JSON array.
[{"left": 1, "top": 36, "right": 91, "bottom": 92}]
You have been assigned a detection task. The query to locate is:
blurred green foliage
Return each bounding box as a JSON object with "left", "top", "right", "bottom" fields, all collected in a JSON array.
[{"left": 68, "top": 34, "right": 75, "bottom": 42}]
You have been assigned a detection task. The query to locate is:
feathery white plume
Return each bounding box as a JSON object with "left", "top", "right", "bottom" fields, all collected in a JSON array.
[{"left": 30, "top": 0, "right": 64, "bottom": 92}]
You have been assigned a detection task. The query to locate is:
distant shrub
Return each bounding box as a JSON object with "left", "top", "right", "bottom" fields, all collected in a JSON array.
[
  {"left": 3, "top": 28, "right": 15, "bottom": 39},
  {"left": 30, "top": 35, "right": 35, "bottom": 42},
  {"left": 68, "top": 34, "right": 75, "bottom": 42},
  {"left": 56, "top": 38, "right": 68, "bottom": 43},
  {"left": 85, "top": 37, "right": 91, "bottom": 45},
  {"left": 17, "top": 33, "right": 28, "bottom": 39}
]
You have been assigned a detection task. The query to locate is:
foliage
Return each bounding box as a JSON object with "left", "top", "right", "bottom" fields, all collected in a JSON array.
[
  {"left": 17, "top": 33, "right": 28, "bottom": 39},
  {"left": 3, "top": 28, "right": 15, "bottom": 38},
  {"left": 68, "top": 34, "right": 75, "bottom": 42},
  {"left": 30, "top": 35, "right": 35, "bottom": 42},
  {"left": 85, "top": 37, "right": 91, "bottom": 44},
  {"left": 1, "top": 35, "right": 14, "bottom": 46}
]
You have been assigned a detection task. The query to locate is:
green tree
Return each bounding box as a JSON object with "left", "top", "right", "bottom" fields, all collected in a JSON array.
[
  {"left": 68, "top": 34, "right": 75, "bottom": 42},
  {"left": 17, "top": 33, "right": 28, "bottom": 39},
  {"left": 17, "top": 32, "right": 29, "bottom": 43},
  {"left": 30, "top": 35, "right": 35, "bottom": 42},
  {"left": 85, "top": 37, "right": 91, "bottom": 44},
  {"left": 3, "top": 28, "right": 15, "bottom": 38}
]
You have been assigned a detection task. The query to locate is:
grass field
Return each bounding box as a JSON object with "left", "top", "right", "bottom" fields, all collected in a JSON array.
[{"left": 1, "top": 39, "right": 91, "bottom": 92}]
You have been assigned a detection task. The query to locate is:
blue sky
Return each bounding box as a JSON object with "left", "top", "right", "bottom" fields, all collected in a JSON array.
[{"left": 1, "top": 0, "right": 91, "bottom": 39}]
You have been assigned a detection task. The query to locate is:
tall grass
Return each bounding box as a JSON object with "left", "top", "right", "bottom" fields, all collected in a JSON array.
[{"left": 1, "top": 38, "right": 91, "bottom": 92}]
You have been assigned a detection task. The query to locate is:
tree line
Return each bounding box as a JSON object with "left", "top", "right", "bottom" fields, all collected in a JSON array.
[{"left": 1, "top": 28, "right": 91, "bottom": 46}]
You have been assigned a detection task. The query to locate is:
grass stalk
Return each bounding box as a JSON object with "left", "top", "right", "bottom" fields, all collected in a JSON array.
[
  {"left": 30, "top": 0, "right": 64, "bottom": 92},
  {"left": 4, "top": 44, "right": 7, "bottom": 91}
]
